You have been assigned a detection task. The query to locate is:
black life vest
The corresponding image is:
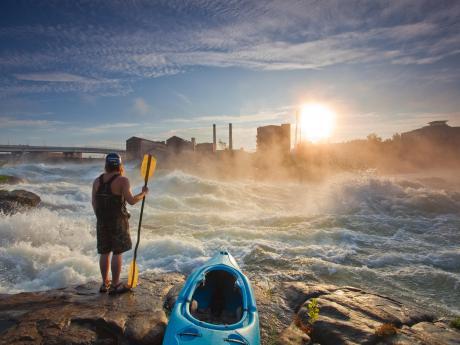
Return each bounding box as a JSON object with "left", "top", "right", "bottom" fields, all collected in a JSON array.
[{"left": 95, "top": 174, "right": 128, "bottom": 222}]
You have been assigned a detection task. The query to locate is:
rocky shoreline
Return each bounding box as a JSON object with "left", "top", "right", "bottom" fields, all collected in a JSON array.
[{"left": 0, "top": 273, "right": 458, "bottom": 345}]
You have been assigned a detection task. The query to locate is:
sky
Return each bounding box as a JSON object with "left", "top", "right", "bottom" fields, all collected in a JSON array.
[{"left": 1, "top": 0, "right": 460, "bottom": 150}]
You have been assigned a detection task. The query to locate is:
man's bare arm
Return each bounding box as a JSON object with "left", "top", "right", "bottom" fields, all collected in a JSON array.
[
  {"left": 122, "top": 177, "right": 148, "bottom": 205},
  {"left": 91, "top": 179, "right": 98, "bottom": 213}
]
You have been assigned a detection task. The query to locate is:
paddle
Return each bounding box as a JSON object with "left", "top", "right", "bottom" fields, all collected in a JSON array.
[{"left": 128, "top": 154, "right": 156, "bottom": 288}]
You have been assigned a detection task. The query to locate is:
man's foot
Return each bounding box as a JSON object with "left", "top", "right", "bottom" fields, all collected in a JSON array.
[
  {"left": 99, "top": 281, "right": 110, "bottom": 293},
  {"left": 108, "top": 282, "right": 131, "bottom": 295}
]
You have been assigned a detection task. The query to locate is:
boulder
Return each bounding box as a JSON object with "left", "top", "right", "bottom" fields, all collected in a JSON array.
[
  {"left": 0, "top": 273, "right": 184, "bottom": 345},
  {"left": 0, "top": 175, "right": 24, "bottom": 184},
  {"left": 0, "top": 189, "right": 41, "bottom": 214},
  {"left": 284, "top": 282, "right": 459, "bottom": 345}
]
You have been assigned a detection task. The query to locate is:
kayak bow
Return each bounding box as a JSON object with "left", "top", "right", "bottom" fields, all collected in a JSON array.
[{"left": 162, "top": 251, "right": 260, "bottom": 345}]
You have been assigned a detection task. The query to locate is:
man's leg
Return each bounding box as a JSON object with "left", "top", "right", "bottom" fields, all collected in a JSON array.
[
  {"left": 111, "top": 254, "right": 123, "bottom": 286},
  {"left": 99, "top": 253, "right": 111, "bottom": 284}
]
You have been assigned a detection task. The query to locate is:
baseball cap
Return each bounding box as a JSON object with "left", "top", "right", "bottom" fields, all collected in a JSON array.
[{"left": 105, "top": 153, "right": 122, "bottom": 167}]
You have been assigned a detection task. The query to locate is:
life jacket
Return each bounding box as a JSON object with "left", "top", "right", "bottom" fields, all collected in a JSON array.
[{"left": 95, "top": 174, "right": 128, "bottom": 222}]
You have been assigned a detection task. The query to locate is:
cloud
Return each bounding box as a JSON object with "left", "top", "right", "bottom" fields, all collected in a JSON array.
[
  {"left": 0, "top": 117, "right": 61, "bottom": 129},
  {"left": 1, "top": 0, "right": 460, "bottom": 97},
  {"left": 166, "top": 109, "right": 288, "bottom": 124},
  {"left": 14, "top": 72, "right": 98, "bottom": 83},
  {"left": 132, "top": 97, "right": 151, "bottom": 116},
  {"left": 0, "top": 72, "right": 128, "bottom": 97},
  {"left": 172, "top": 91, "right": 192, "bottom": 105},
  {"left": 81, "top": 122, "right": 139, "bottom": 134}
]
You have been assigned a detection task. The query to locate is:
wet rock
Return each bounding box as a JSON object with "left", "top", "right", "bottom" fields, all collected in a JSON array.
[
  {"left": 124, "top": 311, "right": 168, "bottom": 344},
  {"left": 163, "top": 281, "right": 182, "bottom": 312},
  {"left": 0, "top": 273, "right": 184, "bottom": 345},
  {"left": 0, "top": 273, "right": 458, "bottom": 345},
  {"left": 0, "top": 175, "right": 24, "bottom": 184},
  {"left": 251, "top": 277, "right": 295, "bottom": 345},
  {"left": 0, "top": 189, "right": 41, "bottom": 214}
]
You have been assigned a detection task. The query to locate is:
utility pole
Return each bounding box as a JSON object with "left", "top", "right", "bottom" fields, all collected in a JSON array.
[
  {"left": 295, "top": 110, "right": 299, "bottom": 147},
  {"left": 213, "top": 124, "right": 217, "bottom": 153}
]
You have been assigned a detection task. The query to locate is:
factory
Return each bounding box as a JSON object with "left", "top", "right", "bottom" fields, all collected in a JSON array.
[
  {"left": 126, "top": 123, "right": 235, "bottom": 161},
  {"left": 256, "top": 124, "right": 291, "bottom": 154},
  {"left": 401, "top": 120, "right": 460, "bottom": 147}
]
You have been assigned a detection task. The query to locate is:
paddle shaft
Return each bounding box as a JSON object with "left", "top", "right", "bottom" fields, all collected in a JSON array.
[{"left": 131, "top": 154, "right": 152, "bottom": 285}]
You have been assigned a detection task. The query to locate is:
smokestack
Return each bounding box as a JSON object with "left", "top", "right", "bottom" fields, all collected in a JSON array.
[
  {"left": 213, "top": 124, "right": 217, "bottom": 152},
  {"left": 229, "top": 123, "right": 233, "bottom": 151}
]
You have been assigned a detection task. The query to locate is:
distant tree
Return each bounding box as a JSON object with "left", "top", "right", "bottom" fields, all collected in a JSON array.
[
  {"left": 367, "top": 133, "right": 382, "bottom": 143},
  {"left": 391, "top": 133, "right": 401, "bottom": 142}
]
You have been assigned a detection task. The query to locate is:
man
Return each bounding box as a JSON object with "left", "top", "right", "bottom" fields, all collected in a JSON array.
[{"left": 92, "top": 153, "right": 148, "bottom": 294}]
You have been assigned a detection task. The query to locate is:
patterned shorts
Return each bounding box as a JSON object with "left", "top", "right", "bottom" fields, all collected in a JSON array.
[{"left": 96, "top": 217, "right": 132, "bottom": 255}]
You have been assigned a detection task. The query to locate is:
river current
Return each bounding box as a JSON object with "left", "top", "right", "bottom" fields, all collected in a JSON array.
[{"left": 0, "top": 162, "right": 459, "bottom": 316}]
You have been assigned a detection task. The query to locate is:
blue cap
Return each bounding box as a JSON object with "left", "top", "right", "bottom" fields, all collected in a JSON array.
[{"left": 106, "top": 153, "right": 122, "bottom": 167}]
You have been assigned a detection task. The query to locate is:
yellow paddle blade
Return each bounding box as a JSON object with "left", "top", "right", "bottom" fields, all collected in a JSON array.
[
  {"left": 141, "top": 154, "right": 157, "bottom": 180},
  {"left": 128, "top": 261, "right": 139, "bottom": 288}
]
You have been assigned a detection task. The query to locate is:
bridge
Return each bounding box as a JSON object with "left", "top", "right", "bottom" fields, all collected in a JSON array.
[{"left": 0, "top": 145, "right": 125, "bottom": 158}]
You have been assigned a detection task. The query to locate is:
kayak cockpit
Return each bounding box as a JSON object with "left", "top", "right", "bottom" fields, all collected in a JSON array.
[{"left": 189, "top": 269, "right": 244, "bottom": 325}]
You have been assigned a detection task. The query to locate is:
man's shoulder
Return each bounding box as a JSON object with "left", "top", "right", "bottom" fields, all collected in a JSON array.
[{"left": 117, "top": 175, "right": 130, "bottom": 184}]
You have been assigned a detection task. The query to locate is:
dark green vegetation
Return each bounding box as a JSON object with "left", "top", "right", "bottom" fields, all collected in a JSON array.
[{"left": 451, "top": 317, "right": 460, "bottom": 330}]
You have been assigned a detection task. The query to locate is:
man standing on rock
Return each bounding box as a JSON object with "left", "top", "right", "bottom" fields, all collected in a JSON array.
[{"left": 92, "top": 153, "right": 148, "bottom": 294}]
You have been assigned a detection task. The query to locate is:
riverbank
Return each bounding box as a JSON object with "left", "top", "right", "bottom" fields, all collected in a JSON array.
[{"left": 0, "top": 272, "right": 458, "bottom": 345}]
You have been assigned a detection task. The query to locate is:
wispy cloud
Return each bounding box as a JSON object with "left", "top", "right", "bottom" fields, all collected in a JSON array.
[
  {"left": 81, "top": 122, "right": 139, "bottom": 134},
  {"left": 132, "top": 97, "right": 151, "bottom": 116},
  {"left": 0, "top": 117, "right": 61, "bottom": 129},
  {"left": 167, "top": 109, "right": 288, "bottom": 124},
  {"left": 14, "top": 72, "right": 98, "bottom": 83},
  {"left": 172, "top": 91, "right": 193, "bottom": 106},
  {"left": 1, "top": 0, "right": 459, "bottom": 96}
]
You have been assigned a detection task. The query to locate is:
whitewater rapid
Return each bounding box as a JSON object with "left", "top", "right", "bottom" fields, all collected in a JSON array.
[{"left": 0, "top": 162, "right": 459, "bottom": 316}]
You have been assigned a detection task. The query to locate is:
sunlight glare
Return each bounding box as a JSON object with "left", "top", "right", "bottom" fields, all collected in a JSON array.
[{"left": 300, "top": 103, "right": 335, "bottom": 143}]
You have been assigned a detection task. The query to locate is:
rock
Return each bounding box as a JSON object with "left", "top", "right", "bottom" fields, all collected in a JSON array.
[
  {"left": 283, "top": 282, "right": 339, "bottom": 311},
  {"left": 0, "top": 189, "right": 41, "bottom": 214},
  {"left": 124, "top": 311, "right": 168, "bottom": 344},
  {"left": 278, "top": 324, "right": 311, "bottom": 345},
  {"left": 0, "top": 273, "right": 184, "bottom": 345},
  {"left": 0, "top": 175, "right": 24, "bottom": 184},
  {"left": 396, "top": 321, "right": 460, "bottom": 345},
  {"left": 0, "top": 273, "right": 458, "bottom": 345},
  {"left": 287, "top": 283, "right": 457, "bottom": 345},
  {"left": 251, "top": 276, "right": 296, "bottom": 344},
  {"left": 163, "top": 281, "right": 182, "bottom": 312}
]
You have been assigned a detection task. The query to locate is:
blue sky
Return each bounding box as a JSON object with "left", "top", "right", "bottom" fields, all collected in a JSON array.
[{"left": 1, "top": 0, "right": 460, "bottom": 150}]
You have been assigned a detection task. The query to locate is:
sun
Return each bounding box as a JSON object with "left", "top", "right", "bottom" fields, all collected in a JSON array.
[{"left": 300, "top": 103, "right": 335, "bottom": 143}]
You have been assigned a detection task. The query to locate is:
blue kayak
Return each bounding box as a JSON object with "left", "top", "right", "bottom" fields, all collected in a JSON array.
[{"left": 162, "top": 251, "right": 260, "bottom": 345}]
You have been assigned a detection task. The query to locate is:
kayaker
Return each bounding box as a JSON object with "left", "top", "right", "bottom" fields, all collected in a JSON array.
[{"left": 92, "top": 153, "right": 148, "bottom": 294}]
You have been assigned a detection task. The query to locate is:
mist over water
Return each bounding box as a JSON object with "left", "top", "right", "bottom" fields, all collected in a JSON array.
[{"left": 0, "top": 162, "right": 459, "bottom": 316}]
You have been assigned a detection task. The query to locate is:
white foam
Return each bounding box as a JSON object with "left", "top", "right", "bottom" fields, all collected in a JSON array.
[{"left": 0, "top": 163, "right": 459, "bottom": 315}]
